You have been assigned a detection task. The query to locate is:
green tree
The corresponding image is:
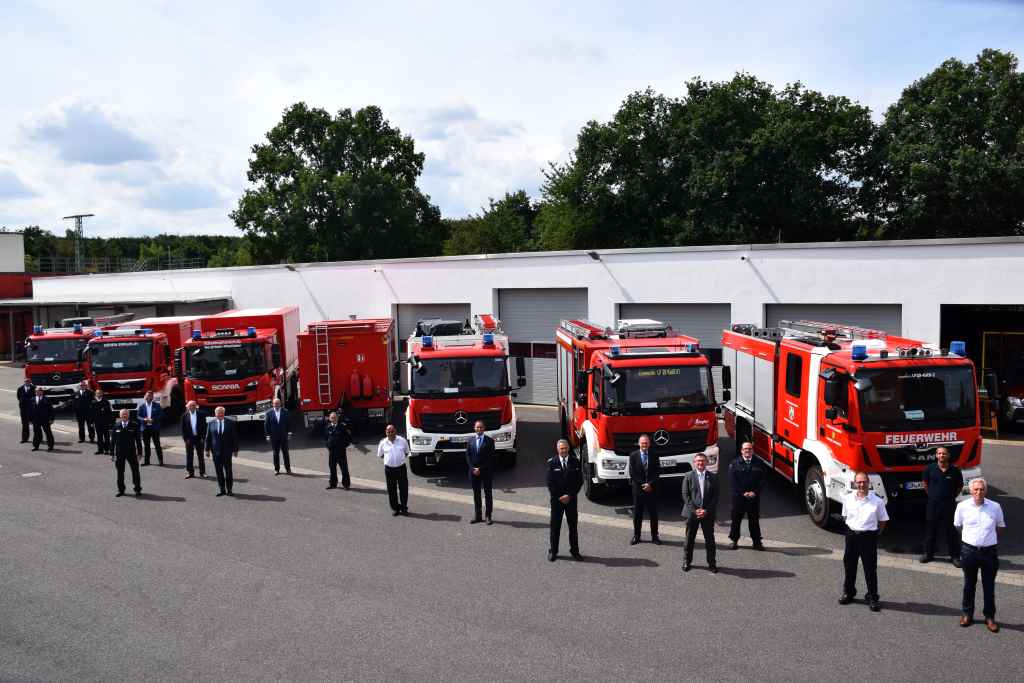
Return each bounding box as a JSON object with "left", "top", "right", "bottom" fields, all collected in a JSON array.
[
  {"left": 232, "top": 102, "right": 444, "bottom": 263},
  {"left": 442, "top": 190, "right": 538, "bottom": 255},
  {"left": 868, "top": 49, "right": 1024, "bottom": 238}
]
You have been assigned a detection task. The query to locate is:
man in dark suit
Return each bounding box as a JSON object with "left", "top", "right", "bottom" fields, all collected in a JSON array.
[
  {"left": 264, "top": 397, "right": 292, "bottom": 475},
  {"left": 205, "top": 406, "right": 239, "bottom": 496},
  {"left": 30, "top": 387, "right": 55, "bottom": 451},
  {"left": 682, "top": 453, "right": 719, "bottom": 573},
  {"left": 466, "top": 420, "right": 497, "bottom": 524},
  {"left": 91, "top": 389, "right": 113, "bottom": 455},
  {"left": 547, "top": 439, "right": 584, "bottom": 562},
  {"left": 136, "top": 391, "right": 163, "bottom": 466},
  {"left": 17, "top": 377, "right": 36, "bottom": 443},
  {"left": 629, "top": 434, "right": 661, "bottom": 545},
  {"left": 729, "top": 441, "right": 766, "bottom": 550},
  {"left": 181, "top": 400, "right": 207, "bottom": 479},
  {"left": 111, "top": 408, "right": 142, "bottom": 497},
  {"left": 74, "top": 380, "right": 95, "bottom": 444},
  {"left": 325, "top": 410, "right": 352, "bottom": 489}
]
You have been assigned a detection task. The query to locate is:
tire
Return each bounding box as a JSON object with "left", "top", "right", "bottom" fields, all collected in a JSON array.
[
  {"left": 580, "top": 439, "right": 606, "bottom": 501},
  {"left": 559, "top": 408, "right": 569, "bottom": 440},
  {"left": 169, "top": 386, "right": 185, "bottom": 420},
  {"left": 803, "top": 464, "right": 837, "bottom": 529},
  {"left": 409, "top": 454, "right": 426, "bottom": 475},
  {"left": 501, "top": 450, "right": 517, "bottom": 469}
]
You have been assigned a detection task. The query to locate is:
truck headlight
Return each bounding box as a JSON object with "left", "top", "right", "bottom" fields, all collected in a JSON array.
[
  {"left": 1009, "top": 396, "right": 1023, "bottom": 407},
  {"left": 493, "top": 431, "right": 513, "bottom": 442},
  {"left": 411, "top": 436, "right": 432, "bottom": 446},
  {"left": 705, "top": 451, "right": 718, "bottom": 466},
  {"left": 246, "top": 381, "right": 259, "bottom": 390},
  {"left": 601, "top": 459, "right": 627, "bottom": 470}
]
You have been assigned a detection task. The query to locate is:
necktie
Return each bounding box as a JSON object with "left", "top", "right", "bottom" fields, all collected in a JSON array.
[
  {"left": 561, "top": 458, "right": 566, "bottom": 470},
  {"left": 641, "top": 451, "right": 648, "bottom": 468},
  {"left": 695, "top": 474, "right": 704, "bottom": 507}
]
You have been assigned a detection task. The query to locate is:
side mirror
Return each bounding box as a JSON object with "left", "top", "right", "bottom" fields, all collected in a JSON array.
[
  {"left": 271, "top": 344, "right": 282, "bottom": 369},
  {"left": 825, "top": 407, "right": 838, "bottom": 421},
  {"left": 823, "top": 378, "right": 843, "bottom": 406},
  {"left": 517, "top": 377, "right": 526, "bottom": 388},
  {"left": 721, "top": 365, "right": 732, "bottom": 390},
  {"left": 173, "top": 351, "right": 182, "bottom": 378},
  {"left": 515, "top": 356, "right": 526, "bottom": 378},
  {"left": 984, "top": 372, "right": 1000, "bottom": 400},
  {"left": 722, "top": 389, "right": 731, "bottom": 402}
]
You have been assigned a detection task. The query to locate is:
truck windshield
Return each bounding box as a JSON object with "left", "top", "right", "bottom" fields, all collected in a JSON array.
[
  {"left": 25, "top": 338, "right": 85, "bottom": 364},
  {"left": 90, "top": 340, "right": 153, "bottom": 373},
  {"left": 604, "top": 366, "right": 714, "bottom": 415},
  {"left": 856, "top": 365, "right": 976, "bottom": 431},
  {"left": 187, "top": 342, "right": 266, "bottom": 380},
  {"left": 410, "top": 356, "right": 510, "bottom": 397}
]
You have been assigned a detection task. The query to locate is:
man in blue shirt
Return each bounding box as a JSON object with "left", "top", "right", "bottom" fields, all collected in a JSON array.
[{"left": 465, "top": 420, "right": 497, "bottom": 524}]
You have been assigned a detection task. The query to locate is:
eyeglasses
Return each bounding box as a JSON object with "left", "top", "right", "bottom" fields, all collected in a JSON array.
[{"left": 854, "top": 481, "right": 869, "bottom": 486}]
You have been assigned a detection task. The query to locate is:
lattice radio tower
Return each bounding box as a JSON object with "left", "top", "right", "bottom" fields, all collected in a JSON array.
[{"left": 62, "top": 213, "right": 95, "bottom": 273}]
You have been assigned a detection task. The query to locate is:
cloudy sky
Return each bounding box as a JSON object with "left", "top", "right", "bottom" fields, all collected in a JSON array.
[{"left": 1, "top": 0, "right": 1022, "bottom": 238}]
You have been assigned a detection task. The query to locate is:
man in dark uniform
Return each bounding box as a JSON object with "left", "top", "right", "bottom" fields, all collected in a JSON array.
[
  {"left": 111, "top": 408, "right": 142, "bottom": 497},
  {"left": 547, "top": 439, "right": 584, "bottom": 562},
  {"left": 17, "top": 377, "right": 35, "bottom": 443},
  {"left": 136, "top": 391, "right": 163, "bottom": 466},
  {"left": 74, "top": 380, "right": 95, "bottom": 444},
  {"left": 920, "top": 446, "right": 964, "bottom": 566},
  {"left": 682, "top": 453, "right": 719, "bottom": 573},
  {"left": 466, "top": 420, "right": 497, "bottom": 524},
  {"left": 91, "top": 389, "right": 113, "bottom": 455},
  {"left": 729, "top": 441, "right": 767, "bottom": 550},
  {"left": 325, "top": 410, "right": 352, "bottom": 490},
  {"left": 264, "top": 397, "right": 292, "bottom": 475},
  {"left": 30, "top": 387, "right": 55, "bottom": 451},
  {"left": 629, "top": 434, "right": 661, "bottom": 545},
  {"left": 205, "top": 406, "right": 239, "bottom": 496},
  {"left": 180, "top": 400, "right": 207, "bottom": 479}
]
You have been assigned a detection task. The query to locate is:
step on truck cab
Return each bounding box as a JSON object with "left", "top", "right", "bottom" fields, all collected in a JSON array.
[
  {"left": 297, "top": 318, "right": 397, "bottom": 428},
  {"left": 181, "top": 307, "right": 300, "bottom": 421},
  {"left": 721, "top": 320, "right": 984, "bottom": 528},
  {"left": 404, "top": 315, "right": 525, "bottom": 474},
  {"left": 23, "top": 323, "right": 96, "bottom": 406},
  {"left": 86, "top": 316, "right": 201, "bottom": 417},
  {"left": 556, "top": 319, "right": 720, "bottom": 501}
]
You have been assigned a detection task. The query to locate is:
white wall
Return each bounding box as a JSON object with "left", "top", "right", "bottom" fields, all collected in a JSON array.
[
  {"left": 28, "top": 237, "right": 1024, "bottom": 345},
  {"left": 0, "top": 233, "right": 25, "bottom": 272}
]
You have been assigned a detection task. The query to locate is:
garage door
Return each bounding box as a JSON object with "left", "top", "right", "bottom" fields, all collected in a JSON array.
[
  {"left": 397, "top": 303, "right": 472, "bottom": 391},
  {"left": 765, "top": 304, "right": 902, "bottom": 335},
  {"left": 618, "top": 303, "right": 731, "bottom": 401},
  {"left": 499, "top": 288, "right": 588, "bottom": 405}
]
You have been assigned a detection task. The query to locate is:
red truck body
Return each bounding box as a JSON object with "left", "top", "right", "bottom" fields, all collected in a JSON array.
[
  {"left": 23, "top": 324, "right": 96, "bottom": 405},
  {"left": 181, "top": 306, "right": 300, "bottom": 421},
  {"left": 296, "top": 318, "right": 397, "bottom": 427}
]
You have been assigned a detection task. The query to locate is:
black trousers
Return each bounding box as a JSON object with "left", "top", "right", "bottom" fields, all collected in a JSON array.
[
  {"left": 271, "top": 437, "right": 291, "bottom": 473},
  {"left": 32, "top": 421, "right": 54, "bottom": 450},
  {"left": 632, "top": 487, "right": 659, "bottom": 538},
  {"left": 550, "top": 498, "right": 579, "bottom": 554},
  {"left": 923, "top": 498, "right": 959, "bottom": 559},
  {"left": 843, "top": 530, "right": 879, "bottom": 599},
  {"left": 471, "top": 469, "right": 494, "bottom": 519},
  {"left": 184, "top": 437, "right": 205, "bottom": 475},
  {"left": 77, "top": 413, "right": 95, "bottom": 442},
  {"left": 142, "top": 429, "right": 163, "bottom": 464},
  {"left": 729, "top": 495, "right": 762, "bottom": 541},
  {"left": 685, "top": 515, "right": 717, "bottom": 566},
  {"left": 213, "top": 454, "right": 233, "bottom": 493},
  {"left": 115, "top": 451, "right": 142, "bottom": 493},
  {"left": 96, "top": 426, "right": 111, "bottom": 454},
  {"left": 385, "top": 464, "right": 409, "bottom": 511},
  {"left": 328, "top": 447, "right": 350, "bottom": 488},
  {"left": 961, "top": 544, "right": 998, "bottom": 619},
  {"left": 20, "top": 408, "right": 31, "bottom": 442}
]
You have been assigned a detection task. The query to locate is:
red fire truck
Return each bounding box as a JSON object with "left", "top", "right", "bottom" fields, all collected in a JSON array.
[
  {"left": 556, "top": 319, "right": 720, "bottom": 500},
  {"left": 86, "top": 316, "right": 201, "bottom": 417},
  {"left": 404, "top": 315, "right": 525, "bottom": 474},
  {"left": 721, "top": 320, "right": 983, "bottom": 527},
  {"left": 23, "top": 323, "right": 97, "bottom": 406},
  {"left": 296, "top": 318, "right": 397, "bottom": 428},
  {"left": 180, "top": 307, "right": 300, "bottom": 421}
]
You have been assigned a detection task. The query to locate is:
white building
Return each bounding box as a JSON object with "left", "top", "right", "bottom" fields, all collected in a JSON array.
[{"left": 8, "top": 236, "right": 1024, "bottom": 404}]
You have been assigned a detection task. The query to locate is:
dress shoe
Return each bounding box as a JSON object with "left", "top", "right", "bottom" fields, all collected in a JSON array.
[
  {"left": 185, "top": 474, "right": 195, "bottom": 479},
  {"left": 274, "top": 471, "right": 281, "bottom": 476},
  {"left": 140, "top": 463, "right": 149, "bottom": 467},
  {"left": 393, "top": 510, "right": 401, "bottom": 516},
  {"left": 682, "top": 563, "right": 692, "bottom": 572},
  {"left": 752, "top": 542, "right": 765, "bottom": 551},
  {"left": 326, "top": 485, "right": 337, "bottom": 490},
  {"left": 31, "top": 447, "right": 39, "bottom": 451},
  {"left": 571, "top": 551, "right": 584, "bottom": 562},
  {"left": 868, "top": 599, "right": 881, "bottom": 612},
  {"left": 951, "top": 557, "right": 962, "bottom": 568},
  {"left": 20, "top": 440, "right": 28, "bottom": 444},
  {"left": 630, "top": 537, "right": 641, "bottom": 546},
  {"left": 919, "top": 555, "right": 933, "bottom": 564},
  {"left": 959, "top": 615, "right": 973, "bottom": 627},
  {"left": 486, "top": 517, "right": 493, "bottom": 525},
  {"left": 94, "top": 450, "right": 104, "bottom": 455},
  {"left": 471, "top": 518, "right": 482, "bottom": 524},
  {"left": 709, "top": 565, "right": 719, "bottom": 574},
  {"left": 838, "top": 594, "right": 854, "bottom": 605},
  {"left": 47, "top": 447, "right": 54, "bottom": 452},
  {"left": 548, "top": 551, "right": 557, "bottom": 562},
  {"left": 286, "top": 470, "right": 293, "bottom": 475},
  {"left": 115, "top": 492, "right": 125, "bottom": 497},
  {"left": 730, "top": 540, "right": 739, "bottom": 550},
  {"left": 135, "top": 491, "right": 142, "bottom": 497},
  {"left": 400, "top": 509, "right": 409, "bottom": 516},
  {"left": 78, "top": 439, "right": 85, "bottom": 443},
  {"left": 226, "top": 492, "right": 234, "bottom": 497},
  {"left": 651, "top": 537, "right": 662, "bottom": 546},
  {"left": 985, "top": 619, "right": 999, "bottom": 633},
  {"left": 216, "top": 492, "right": 226, "bottom": 497}
]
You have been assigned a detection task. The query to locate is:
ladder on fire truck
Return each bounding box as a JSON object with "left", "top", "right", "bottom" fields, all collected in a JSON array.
[
  {"left": 311, "top": 323, "right": 332, "bottom": 405},
  {"left": 776, "top": 320, "right": 888, "bottom": 342}
]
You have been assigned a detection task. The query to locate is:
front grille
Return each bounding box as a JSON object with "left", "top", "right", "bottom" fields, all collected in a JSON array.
[
  {"left": 98, "top": 379, "right": 146, "bottom": 393},
  {"left": 31, "top": 371, "right": 85, "bottom": 386},
  {"left": 875, "top": 442, "right": 964, "bottom": 468},
  {"left": 420, "top": 410, "right": 502, "bottom": 434},
  {"left": 205, "top": 395, "right": 249, "bottom": 404},
  {"left": 613, "top": 429, "right": 708, "bottom": 457}
]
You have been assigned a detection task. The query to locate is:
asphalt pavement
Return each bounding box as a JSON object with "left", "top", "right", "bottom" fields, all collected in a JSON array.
[{"left": 1, "top": 366, "right": 1022, "bottom": 681}]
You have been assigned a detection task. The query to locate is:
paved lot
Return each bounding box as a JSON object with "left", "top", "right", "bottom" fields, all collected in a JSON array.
[{"left": 1, "top": 366, "right": 1022, "bottom": 681}]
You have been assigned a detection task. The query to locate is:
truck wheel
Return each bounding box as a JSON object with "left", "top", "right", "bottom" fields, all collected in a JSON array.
[
  {"left": 409, "top": 454, "right": 426, "bottom": 475},
  {"left": 501, "top": 451, "right": 517, "bottom": 469},
  {"left": 803, "top": 464, "right": 836, "bottom": 529},
  {"left": 170, "top": 387, "right": 185, "bottom": 420},
  {"left": 580, "top": 440, "right": 606, "bottom": 501},
  {"left": 559, "top": 409, "right": 569, "bottom": 440}
]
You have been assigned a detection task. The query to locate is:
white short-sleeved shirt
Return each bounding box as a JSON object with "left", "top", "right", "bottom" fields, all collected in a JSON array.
[
  {"left": 841, "top": 491, "right": 889, "bottom": 531},
  {"left": 378, "top": 435, "right": 411, "bottom": 467},
  {"left": 954, "top": 498, "right": 1005, "bottom": 548}
]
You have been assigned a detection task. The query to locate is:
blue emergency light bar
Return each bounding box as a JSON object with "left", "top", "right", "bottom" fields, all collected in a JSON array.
[
  {"left": 610, "top": 346, "right": 620, "bottom": 356},
  {"left": 421, "top": 335, "right": 434, "bottom": 348},
  {"left": 73, "top": 323, "right": 83, "bottom": 333},
  {"left": 33, "top": 324, "right": 43, "bottom": 334},
  {"left": 192, "top": 330, "right": 201, "bottom": 340},
  {"left": 482, "top": 333, "right": 494, "bottom": 345},
  {"left": 93, "top": 329, "right": 103, "bottom": 336},
  {"left": 851, "top": 344, "right": 868, "bottom": 361},
  {"left": 950, "top": 340, "right": 966, "bottom": 356},
  {"left": 247, "top": 326, "right": 257, "bottom": 337}
]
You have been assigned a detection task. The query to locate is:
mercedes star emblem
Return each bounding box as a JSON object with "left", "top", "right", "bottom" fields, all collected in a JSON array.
[
  {"left": 453, "top": 410, "right": 469, "bottom": 425},
  {"left": 653, "top": 429, "right": 670, "bottom": 446},
  {"left": 52, "top": 373, "right": 61, "bottom": 381}
]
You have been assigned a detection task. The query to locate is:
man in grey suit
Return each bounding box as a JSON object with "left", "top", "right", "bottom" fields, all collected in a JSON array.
[{"left": 681, "top": 453, "right": 719, "bottom": 573}]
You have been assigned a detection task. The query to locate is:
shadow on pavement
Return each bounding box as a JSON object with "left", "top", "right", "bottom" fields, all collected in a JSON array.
[
  {"left": 489, "top": 519, "right": 549, "bottom": 530},
  {"left": 136, "top": 493, "right": 186, "bottom": 502},
  {"left": 715, "top": 566, "right": 796, "bottom": 579},
  {"left": 581, "top": 556, "right": 659, "bottom": 568},
  {"left": 231, "top": 493, "right": 286, "bottom": 502},
  {"left": 406, "top": 512, "right": 461, "bottom": 522}
]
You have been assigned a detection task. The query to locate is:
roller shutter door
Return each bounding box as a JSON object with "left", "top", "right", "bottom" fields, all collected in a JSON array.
[
  {"left": 499, "top": 288, "right": 588, "bottom": 405},
  {"left": 397, "top": 303, "right": 472, "bottom": 391},
  {"left": 765, "top": 304, "right": 902, "bottom": 335},
  {"left": 618, "top": 303, "right": 731, "bottom": 401}
]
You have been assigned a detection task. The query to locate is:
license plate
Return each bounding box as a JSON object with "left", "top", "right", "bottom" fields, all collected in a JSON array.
[
  {"left": 904, "top": 481, "right": 925, "bottom": 491},
  {"left": 368, "top": 408, "right": 384, "bottom": 418},
  {"left": 660, "top": 459, "right": 675, "bottom": 467},
  {"left": 449, "top": 436, "right": 469, "bottom": 444}
]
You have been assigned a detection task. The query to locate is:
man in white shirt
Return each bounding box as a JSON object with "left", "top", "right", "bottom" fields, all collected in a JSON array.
[
  {"left": 954, "top": 478, "right": 1006, "bottom": 632},
  {"left": 180, "top": 400, "right": 207, "bottom": 479},
  {"left": 377, "top": 424, "right": 411, "bottom": 516},
  {"left": 839, "top": 472, "right": 889, "bottom": 612}
]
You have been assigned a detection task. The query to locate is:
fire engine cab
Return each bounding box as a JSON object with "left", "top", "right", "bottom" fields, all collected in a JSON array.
[
  {"left": 404, "top": 315, "right": 525, "bottom": 474},
  {"left": 556, "top": 319, "right": 720, "bottom": 501},
  {"left": 721, "top": 320, "right": 983, "bottom": 528}
]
